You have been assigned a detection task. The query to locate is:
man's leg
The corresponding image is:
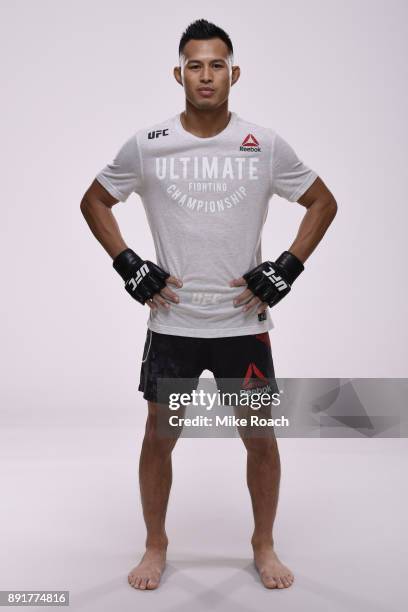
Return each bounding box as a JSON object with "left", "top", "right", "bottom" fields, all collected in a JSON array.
[
  {"left": 239, "top": 426, "right": 294, "bottom": 589},
  {"left": 210, "top": 332, "right": 294, "bottom": 590},
  {"left": 128, "top": 400, "right": 184, "bottom": 590}
]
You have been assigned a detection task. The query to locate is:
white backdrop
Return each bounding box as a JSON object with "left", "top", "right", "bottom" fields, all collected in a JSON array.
[{"left": 1, "top": 0, "right": 407, "bottom": 426}]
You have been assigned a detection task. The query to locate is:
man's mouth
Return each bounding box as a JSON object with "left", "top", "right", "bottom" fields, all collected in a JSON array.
[{"left": 197, "top": 88, "right": 215, "bottom": 97}]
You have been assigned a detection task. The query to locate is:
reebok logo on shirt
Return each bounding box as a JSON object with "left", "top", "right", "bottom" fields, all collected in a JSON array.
[{"left": 240, "top": 134, "right": 261, "bottom": 152}]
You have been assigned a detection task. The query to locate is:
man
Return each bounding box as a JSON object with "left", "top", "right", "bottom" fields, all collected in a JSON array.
[{"left": 80, "top": 18, "right": 337, "bottom": 591}]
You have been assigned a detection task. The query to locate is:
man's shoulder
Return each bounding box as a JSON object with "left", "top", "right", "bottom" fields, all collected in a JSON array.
[
  {"left": 236, "top": 115, "right": 276, "bottom": 138},
  {"left": 133, "top": 115, "right": 176, "bottom": 147},
  {"left": 233, "top": 115, "right": 278, "bottom": 154}
]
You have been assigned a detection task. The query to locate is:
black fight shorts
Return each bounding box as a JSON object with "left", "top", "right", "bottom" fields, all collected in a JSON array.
[{"left": 138, "top": 329, "right": 279, "bottom": 406}]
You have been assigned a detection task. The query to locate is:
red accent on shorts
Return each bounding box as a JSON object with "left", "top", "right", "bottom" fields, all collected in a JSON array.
[{"left": 255, "top": 332, "right": 270, "bottom": 346}]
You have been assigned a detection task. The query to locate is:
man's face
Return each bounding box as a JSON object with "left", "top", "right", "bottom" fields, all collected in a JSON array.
[{"left": 175, "top": 38, "right": 240, "bottom": 110}]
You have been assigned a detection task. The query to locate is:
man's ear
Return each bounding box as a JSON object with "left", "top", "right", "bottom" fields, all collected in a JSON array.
[
  {"left": 173, "top": 66, "right": 183, "bottom": 86},
  {"left": 231, "top": 65, "right": 241, "bottom": 86}
]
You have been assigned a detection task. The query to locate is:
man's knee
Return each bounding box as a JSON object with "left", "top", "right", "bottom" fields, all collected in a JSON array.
[{"left": 143, "top": 401, "right": 183, "bottom": 454}]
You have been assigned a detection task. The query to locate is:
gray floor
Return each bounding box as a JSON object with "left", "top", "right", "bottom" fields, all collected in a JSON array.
[{"left": 0, "top": 428, "right": 406, "bottom": 611}]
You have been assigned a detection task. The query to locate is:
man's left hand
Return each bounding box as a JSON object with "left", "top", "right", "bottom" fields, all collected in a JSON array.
[
  {"left": 229, "top": 276, "right": 269, "bottom": 314},
  {"left": 229, "top": 251, "right": 305, "bottom": 312}
]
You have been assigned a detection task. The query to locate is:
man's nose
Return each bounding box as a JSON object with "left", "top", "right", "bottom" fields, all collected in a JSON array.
[{"left": 200, "top": 67, "right": 213, "bottom": 82}]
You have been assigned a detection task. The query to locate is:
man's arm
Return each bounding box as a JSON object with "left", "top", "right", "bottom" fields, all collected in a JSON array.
[
  {"left": 287, "top": 176, "right": 338, "bottom": 263},
  {"left": 80, "top": 179, "right": 182, "bottom": 309},
  {"left": 80, "top": 178, "right": 127, "bottom": 259},
  {"left": 230, "top": 176, "right": 338, "bottom": 313}
]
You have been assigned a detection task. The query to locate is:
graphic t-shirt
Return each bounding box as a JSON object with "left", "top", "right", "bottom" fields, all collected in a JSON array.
[{"left": 95, "top": 111, "right": 318, "bottom": 338}]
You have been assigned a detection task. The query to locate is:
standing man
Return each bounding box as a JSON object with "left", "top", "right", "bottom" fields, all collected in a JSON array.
[{"left": 80, "top": 19, "right": 337, "bottom": 591}]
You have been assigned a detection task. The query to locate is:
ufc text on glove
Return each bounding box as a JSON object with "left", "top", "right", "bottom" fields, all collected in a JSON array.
[
  {"left": 113, "top": 248, "right": 170, "bottom": 305},
  {"left": 242, "top": 251, "right": 304, "bottom": 308}
]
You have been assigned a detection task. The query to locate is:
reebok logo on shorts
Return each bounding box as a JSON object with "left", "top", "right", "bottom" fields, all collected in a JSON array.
[{"left": 242, "top": 362, "right": 268, "bottom": 389}]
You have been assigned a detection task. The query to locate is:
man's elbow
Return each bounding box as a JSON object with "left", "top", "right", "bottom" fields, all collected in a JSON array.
[
  {"left": 80, "top": 191, "right": 92, "bottom": 217},
  {"left": 323, "top": 196, "right": 338, "bottom": 221}
]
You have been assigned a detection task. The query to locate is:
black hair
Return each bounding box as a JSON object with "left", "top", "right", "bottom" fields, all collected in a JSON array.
[{"left": 178, "top": 19, "right": 234, "bottom": 59}]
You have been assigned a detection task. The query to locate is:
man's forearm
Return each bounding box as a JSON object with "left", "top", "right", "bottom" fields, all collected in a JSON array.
[
  {"left": 288, "top": 198, "right": 337, "bottom": 264},
  {"left": 80, "top": 196, "right": 127, "bottom": 260}
]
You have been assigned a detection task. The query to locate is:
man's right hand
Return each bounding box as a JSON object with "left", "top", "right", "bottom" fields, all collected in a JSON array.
[{"left": 113, "top": 248, "right": 182, "bottom": 309}]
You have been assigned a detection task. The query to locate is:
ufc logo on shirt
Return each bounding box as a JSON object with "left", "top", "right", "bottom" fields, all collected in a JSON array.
[
  {"left": 192, "top": 292, "right": 221, "bottom": 305},
  {"left": 263, "top": 264, "right": 288, "bottom": 292},
  {"left": 127, "top": 263, "right": 150, "bottom": 291},
  {"left": 148, "top": 129, "right": 169, "bottom": 139}
]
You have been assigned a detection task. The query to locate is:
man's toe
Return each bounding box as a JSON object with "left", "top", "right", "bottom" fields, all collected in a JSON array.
[
  {"left": 128, "top": 574, "right": 136, "bottom": 587},
  {"left": 140, "top": 578, "right": 149, "bottom": 590},
  {"left": 262, "top": 575, "right": 277, "bottom": 588}
]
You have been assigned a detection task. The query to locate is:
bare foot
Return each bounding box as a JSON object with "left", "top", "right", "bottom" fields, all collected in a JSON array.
[
  {"left": 128, "top": 546, "right": 167, "bottom": 590},
  {"left": 252, "top": 543, "right": 294, "bottom": 589}
]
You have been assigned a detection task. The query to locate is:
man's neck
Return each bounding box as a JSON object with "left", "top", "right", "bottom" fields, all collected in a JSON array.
[{"left": 180, "top": 102, "right": 231, "bottom": 138}]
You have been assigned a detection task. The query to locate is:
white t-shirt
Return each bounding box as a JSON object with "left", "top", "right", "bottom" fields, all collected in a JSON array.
[{"left": 96, "top": 111, "right": 318, "bottom": 338}]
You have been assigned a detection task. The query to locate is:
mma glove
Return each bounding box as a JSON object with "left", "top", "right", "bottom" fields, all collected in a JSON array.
[
  {"left": 113, "top": 248, "right": 170, "bottom": 305},
  {"left": 243, "top": 251, "right": 304, "bottom": 308}
]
